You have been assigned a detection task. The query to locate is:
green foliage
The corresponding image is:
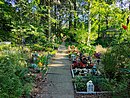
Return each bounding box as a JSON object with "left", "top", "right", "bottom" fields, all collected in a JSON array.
[
  {"left": 50, "top": 50, "right": 57, "bottom": 55},
  {"left": 23, "top": 83, "right": 33, "bottom": 96},
  {"left": 43, "top": 42, "right": 59, "bottom": 52},
  {"left": 0, "top": 48, "right": 35, "bottom": 98},
  {"left": 101, "top": 43, "right": 130, "bottom": 96},
  {"left": 0, "top": 53, "right": 24, "bottom": 97},
  {"left": 31, "top": 44, "right": 43, "bottom": 51},
  {"left": 74, "top": 75, "right": 111, "bottom": 92},
  {"left": 102, "top": 50, "right": 118, "bottom": 79},
  {"left": 74, "top": 29, "right": 88, "bottom": 44},
  {"left": 74, "top": 76, "right": 86, "bottom": 91},
  {"left": 0, "top": 0, "right": 50, "bottom": 47},
  {"left": 100, "top": 78, "right": 129, "bottom": 97},
  {"left": 0, "top": 1, "right": 4, "bottom": 4},
  {"left": 39, "top": 55, "right": 48, "bottom": 66},
  {"left": 74, "top": 74, "right": 129, "bottom": 95},
  {"left": 53, "top": 43, "right": 59, "bottom": 49},
  {"left": 77, "top": 43, "right": 95, "bottom": 55},
  {"left": 0, "top": 2, "right": 14, "bottom": 42},
  {"left": 0, "top": 44, "right": 11, "bottom": 51},
  {"left": 102, "top": 44, "right": 130, "bottom": 80}
]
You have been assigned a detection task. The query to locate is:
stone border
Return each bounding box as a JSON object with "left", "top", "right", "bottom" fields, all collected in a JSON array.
[{"left": 0, "top": 42, "right": 11, "bottom": 45}]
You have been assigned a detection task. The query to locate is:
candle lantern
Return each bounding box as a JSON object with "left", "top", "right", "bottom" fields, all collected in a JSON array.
[
  {"left": 87, "top": 80, "right": 94, "bottom": 92},
  {"left": 92, "top": 64, "right": 97, "bottom": 75},
  {"left": 71, "top": 54, "right": 76, "bottom": 61}
]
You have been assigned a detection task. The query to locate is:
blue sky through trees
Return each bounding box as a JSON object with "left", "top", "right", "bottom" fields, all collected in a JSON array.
[{"left": 4, "top": 0, "right": 130, "bottom": 9}]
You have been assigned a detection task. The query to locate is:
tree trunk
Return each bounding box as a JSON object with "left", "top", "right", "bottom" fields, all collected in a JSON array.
[
  {"left": 48, "top": 0, "right": 51, "bottom": 42},
  {"left": 129, "top": 4, "right": 130, "bottom": 11},
  {"left": 87, "top": 0, "right": 92, "bottom": 46},
  {"left": 98, "top": 17, "right": 100, "bottom": 38},
  {"left": 54, "top": 4, "right": 57, "bottom": 34},
  {"left": 98, "top": 6, "right": 101, "bottom": 38},
  {"left": 105, "top": 16, "right": 109, "bottom": 29},
  {"left": 127, "top": 4, "right": 130, "bottom": 26},
  {"left": 74, "top": 0, "right": 76, "bottom": 29},
  {"left": 69, "top": 2, "right": 72, "bottom": 30}
]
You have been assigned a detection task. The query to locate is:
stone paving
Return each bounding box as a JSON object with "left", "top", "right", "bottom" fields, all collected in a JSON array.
[{"left": 36, "top": 43, "right": 74, "bottom": 98}]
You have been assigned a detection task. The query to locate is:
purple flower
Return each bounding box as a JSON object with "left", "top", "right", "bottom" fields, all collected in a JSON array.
[
  {"left": 94, "top": 52, "right": 101, "bottom": 59},
  {"left": 81, "top": 1, "right": 87, "bottom": 6},
  {"left": 11, "top": 0, "right": 15, "bottom": 7}
]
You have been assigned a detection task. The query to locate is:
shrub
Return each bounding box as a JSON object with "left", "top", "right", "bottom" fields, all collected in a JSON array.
[
  {"left": 101, "top": 44, "right": 130, "bottom": 96},
  {"left": 31, "top": 44, "right": 43, "bottom": 51},
  {"left": 0, "top": 55, "right": 23, "bottom": 98},
  {"left": 74, "top": 76, "right": 86, "bottom": 91},
  {"left": 102, "top": 44, "right": 130, "bottom": 80},
  {"left": 0, "top": 49, "right": 33, "bottom": 98},
  {"left": 0, "top": 44, "right": 11, "bottom": 51},
  {"left": 77, "top": 43, "right": 95, "bottom": 55}
]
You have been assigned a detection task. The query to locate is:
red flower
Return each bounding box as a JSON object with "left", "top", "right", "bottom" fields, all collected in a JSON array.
[{"left": 122, "top": 25, "right": 128, "bottom": 30}]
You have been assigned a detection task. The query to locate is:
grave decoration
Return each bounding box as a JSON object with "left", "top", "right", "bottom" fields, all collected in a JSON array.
[
  {"left": 29, "top": 51, "right": 49, "bottom": 79},
  {"left": 87, "top": 80, "right": 94, "bottom": 92},
  {"left": 69, "top": 45, "right": 109, "bottom": 94}
]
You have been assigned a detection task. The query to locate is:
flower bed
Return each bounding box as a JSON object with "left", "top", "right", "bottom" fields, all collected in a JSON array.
[
  {"left": 68, "top": 46, "right": 111, "bottom": 96},
  {"left": 71, "top": 68, "right": 110, "bottom": 93},
  {"left": 68, "top": 44, "right": 130, "bottom": 97}
]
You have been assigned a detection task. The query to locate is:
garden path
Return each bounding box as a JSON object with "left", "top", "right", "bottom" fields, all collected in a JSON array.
[{"left": 36, "top": 42, "right": 74, "bottom": 98}]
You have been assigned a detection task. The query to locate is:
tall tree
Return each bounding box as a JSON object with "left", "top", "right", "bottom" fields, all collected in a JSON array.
[
  {"left": 73, "top": 0, "right": 77, "bottom": 29},
  {"left": 87, "top": 0, "right": 92, "bottom": 45}
]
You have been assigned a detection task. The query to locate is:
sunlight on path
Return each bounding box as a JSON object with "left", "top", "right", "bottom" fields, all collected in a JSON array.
[{"left": 36, "top": 43, "right": 74, "bottom": 98}]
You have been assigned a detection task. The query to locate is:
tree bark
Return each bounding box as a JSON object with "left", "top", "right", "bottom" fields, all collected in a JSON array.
[
  {"left": 48, "top": 0, "right": 51, "bottom": 42},
  {"left": 69, "top": 2, "right": 72, "bottom": 29},
  {"left": 87, "top": 0, "right": 92, "bottom": 46},
  {"left": 74, "top": 0, "right": 76, "bottom": 29},
  {"left": 105, "top": 16, "right": 109, "bottom": 29},
  {"left": 54, "top": 4, "right": 57, "bottom": 34}
]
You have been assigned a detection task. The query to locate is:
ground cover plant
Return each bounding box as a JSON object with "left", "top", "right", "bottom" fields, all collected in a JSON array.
[
  {"left": 101, "top": 44, "right": 130, "bottom": 97},
  {"left": 0, "top": 47, "right": 30, "bottom": 98},
  {"left": 0, "top": 44, "right": 54, "bottom": 98}
]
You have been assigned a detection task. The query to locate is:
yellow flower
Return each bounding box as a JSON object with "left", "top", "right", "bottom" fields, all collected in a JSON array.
[{"left": 38, "top": 62, "right": 43, "bottom": 67}]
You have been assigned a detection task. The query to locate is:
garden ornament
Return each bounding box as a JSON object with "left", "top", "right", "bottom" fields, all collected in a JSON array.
[{"left": 87, "top": 80, "right": 94, "bottom": 92}]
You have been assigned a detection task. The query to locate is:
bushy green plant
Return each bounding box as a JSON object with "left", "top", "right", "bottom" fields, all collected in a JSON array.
[
  {"left": 38, "top": 55, "right": 48, "bottom": 66},
  {"left": 85, "top": 74, "right": 111, "bottom": 91},
  {"left": 0, "top": 55, "right": 23, "bottom": 98},
  {"left": 77, "top": 43, "right": 95, "bottom": 55},
  {"left": 31, "top": 44, "right": 43, "bottom": 51},
  {"left": 0, "top": 44, "right": 11, "bottom": 51},
  {"left": 100, "top": 79, "right": 129, "bottom": 97},
  {"left": 74, "top": 76, "right": 86, "bottom": 91},
  {"left": 102, "top": 44, "right": 130, "bottom": 80},
  {"left": 23, "top": 83, "right": 33, "bottom": 96},
  {"left": 44, "top": 47, "right": 53, "bottom": 52},
  {"left": 101, "top": 44, "right": 130, "bottom": 96},
  {"left": 102, "top": 50, "right": 118, "bottom": 79},
  {"left": 0, "top": 48, "right": 34, "bottom": 98}
]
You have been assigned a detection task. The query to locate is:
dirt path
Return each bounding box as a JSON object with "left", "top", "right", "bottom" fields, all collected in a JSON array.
[{"left": 36, "top": 42, "right": 74, "bottom": 98}]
